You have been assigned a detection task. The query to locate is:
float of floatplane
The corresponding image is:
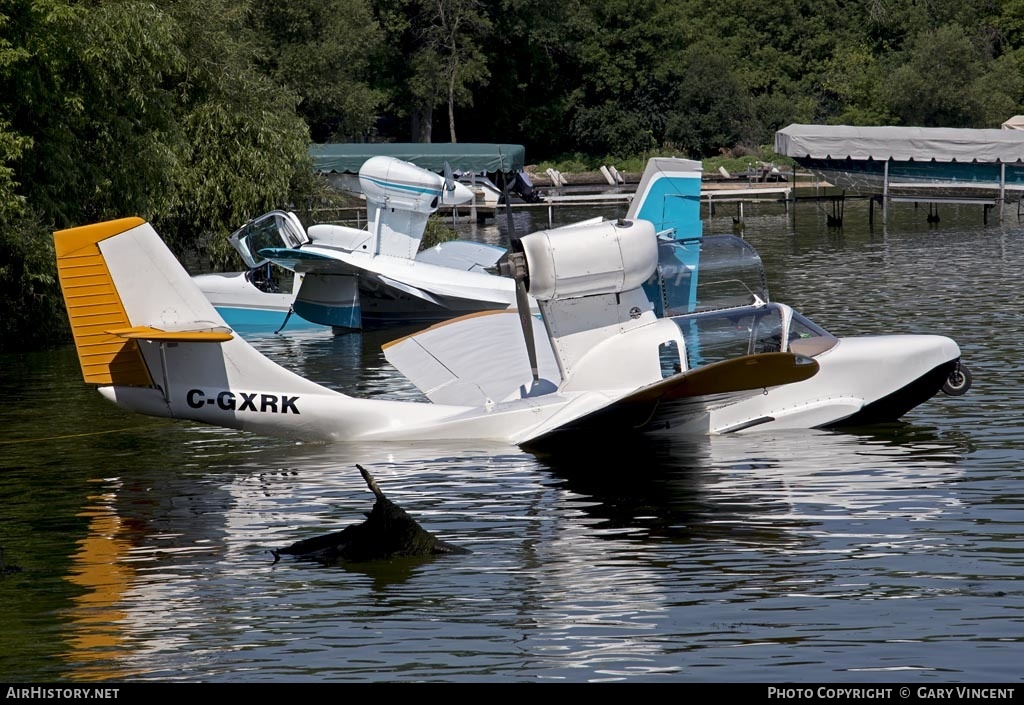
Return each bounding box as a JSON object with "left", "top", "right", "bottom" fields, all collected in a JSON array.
[{"left": 54, "top": 176, "right": 971, "bottom": 446}]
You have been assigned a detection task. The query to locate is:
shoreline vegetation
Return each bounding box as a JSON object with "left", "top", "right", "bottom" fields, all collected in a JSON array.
[{"left": 530, "top": 149, "right": 794, "bottom": 186}]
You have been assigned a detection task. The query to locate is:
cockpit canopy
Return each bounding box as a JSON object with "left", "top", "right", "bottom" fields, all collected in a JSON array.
[
  {"left": 646, "top": 234, "right": 769, "bottom": 317},
  {"left": 228, "top": 211, "right": 309, "bottom": 270}
]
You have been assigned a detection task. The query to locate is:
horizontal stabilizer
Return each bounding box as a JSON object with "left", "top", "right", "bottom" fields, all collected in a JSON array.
[{"left": 106, "top": 325, "right": 234, "bottom": 342}]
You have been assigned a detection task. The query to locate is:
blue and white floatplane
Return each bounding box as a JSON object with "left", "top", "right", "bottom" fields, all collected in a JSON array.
[
  {"left": 193, "top": 157, "right": 518, "bottom": 334},
  {"left": 193, "top": 154, "right": 710, "bottom": 336}
]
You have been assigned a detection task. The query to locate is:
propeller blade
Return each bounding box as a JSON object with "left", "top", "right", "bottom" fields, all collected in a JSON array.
[
  {"left": 514, "top": 263, "right": 539, "bottom": 384},
  {"left": 497, "top": 157, "right": 539, "bottom": 387},
  {"left": 443, "top": 161, "right": 455, "bottom": 193}
]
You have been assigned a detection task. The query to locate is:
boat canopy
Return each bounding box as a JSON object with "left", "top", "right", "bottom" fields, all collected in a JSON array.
[
  {"left": 776, "top": 124, "right": 1024, "bottom": 163},
  {"left": 309, "top": 143, "right": 526, "bottom": 175},
  {"left": 1002, "top": 115, "right": 1024, "bottom": 130}
]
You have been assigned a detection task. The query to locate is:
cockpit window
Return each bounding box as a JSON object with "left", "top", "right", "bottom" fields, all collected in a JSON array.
[
  {"left": 789, "top": 310, "right": 833, "bottom": 339},
  {"left": 670, "top": 304, "right": 839, "bottom": 369},
  {"left": 229, "top": 211, "right": 309, "bottom": 269},
  {"left": 651, "top": 235, "right": 770, "bottom": 316},
  {"left": 671, "top": 303, "right": 787, "bottom": 369}
]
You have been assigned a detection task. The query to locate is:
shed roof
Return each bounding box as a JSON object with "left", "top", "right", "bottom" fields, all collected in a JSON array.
[
  {"left": 775, "top": 124, "right": 1024, "bottom": 163},
  {"left": 309, "top": 143, "right": 526, "bottom": 175}
]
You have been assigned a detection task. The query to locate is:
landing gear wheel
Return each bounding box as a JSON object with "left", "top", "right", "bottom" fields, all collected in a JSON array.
[{"left": 942, "top": 364, "right": 972, "bottom": 396}]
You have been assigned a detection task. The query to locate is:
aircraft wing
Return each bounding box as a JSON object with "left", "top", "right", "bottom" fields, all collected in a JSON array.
[
  {"left": 262, "top": 244, "right": 519, "bottom": 308},
  {"left": 383, "top": 310, "right": 559, "bottom": 406},
  {"left": 415, "top": 240, "right": 507, "bottom": 272},
  {"left": 518, "top": 352, "right": 820, "bottom": 446},
  {"left": 257, "top": 247, "right": 362, "bottom": 276},
  {"left": 384, "top": 307, "right": 820, "bottom": 442},
  {"left": 374, "top": 274, "right": 443, "bottom": 304}
]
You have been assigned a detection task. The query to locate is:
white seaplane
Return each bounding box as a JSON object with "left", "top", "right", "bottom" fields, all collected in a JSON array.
[
  {"left": 53, "top": 212, "right": 826, "bottom": 447},
  {"left": 54, "top": 153, "right": 971, "bottom": 445}
]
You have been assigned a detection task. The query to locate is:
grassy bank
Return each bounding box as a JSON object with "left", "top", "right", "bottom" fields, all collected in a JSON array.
[{"left": 532, "top": 145, "right": 796, "bottom": 181}]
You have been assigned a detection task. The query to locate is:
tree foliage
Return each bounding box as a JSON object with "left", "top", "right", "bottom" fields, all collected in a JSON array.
[{"left": 249, "top": 0, "right": 385, "bottom": 142}]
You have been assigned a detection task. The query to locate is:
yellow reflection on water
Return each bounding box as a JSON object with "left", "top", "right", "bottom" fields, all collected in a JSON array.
[{"left": 62, "top": 481, "right": 142, "bottom": 681}]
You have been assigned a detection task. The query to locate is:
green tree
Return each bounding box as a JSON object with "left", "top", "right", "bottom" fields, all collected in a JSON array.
[
  {"left": 1, "top": 0, "right": 185, "bottom": 227},
  {"left": 373, "top": 0, "right": 491, "bottom": 143},
  {"left": 882, "top": 24, "right": 989, "bottom": 127},
  {"left": 0, "top": 0, "right": 318, "bottom": 348},
  {"left": 0, "top": 0, "right": 186, "bottom": 351},
  {"left": 819, "top": 44, "right": 896, "bottom": 125},
  {"left": 664, "top": 45, "right": 756, "bottom": 157},
  {"left": 558, "top": 0, "right": 688, "bottom": 156},
  {"left": 972, "top": 49, "right": 1024, "bottom": 126},
  {"left": 458, "top": 0, "right": 576, "bottom": 155},
  {"left": 152, "top": 0, "right": 314, "bottom": 264},
  {"left": 0, "top": 118, "right": 62, "bottom": 351},
  {"left": 249, "top": 0, "right": 385, "bottom": 143},
  {"left": 991, "top": 0, "right": 1024, "bottom": 49}
]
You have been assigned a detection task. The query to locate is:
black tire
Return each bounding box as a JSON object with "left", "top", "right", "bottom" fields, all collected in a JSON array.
[{"left": 942, "top": 365, "right": 972, "bottom": 396}]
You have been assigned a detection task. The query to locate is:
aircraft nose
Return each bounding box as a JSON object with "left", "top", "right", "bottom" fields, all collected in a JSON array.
[
  {"left": 441, "top": 180, "right": 475, "bottom": 206},
  {"left": 882, "top": 334, "right": 962, "bottom": 368}
]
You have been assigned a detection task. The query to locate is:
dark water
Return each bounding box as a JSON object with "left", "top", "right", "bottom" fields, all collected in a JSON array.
[{"left": 1, "top": 198, "right": 1022, "bottom": 683}]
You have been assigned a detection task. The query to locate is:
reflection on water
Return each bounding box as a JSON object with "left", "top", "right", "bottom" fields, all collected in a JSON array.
[
  {"left": 41, "top": 422, "right": 989, "bottom": 682},
  {"left": 535, "top": 426, "right": 969, "bottom": 542},
  {"left": 63, "top": 480, "right": 137, "bottom": 681},
  {"left": 1, "top": 198, "right": 1023, "bottom": 682}
]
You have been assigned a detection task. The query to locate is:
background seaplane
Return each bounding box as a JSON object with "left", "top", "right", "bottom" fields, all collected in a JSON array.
[
  {"left": 194, "top": 156, "right": 520, "bottom": 334},
  {"left": 53, "top": 214, "right": 821, "bottom": 447},
  {"left": 193, "top": 155, "right": 707, "bottom": 336}
]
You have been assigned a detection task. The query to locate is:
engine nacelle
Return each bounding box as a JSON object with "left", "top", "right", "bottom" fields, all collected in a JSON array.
[
  {"left": 359, "top": 156, "right": 473, "bottom": 215},
  {"left": 519, "top": 219, "right": 657, "bottom": 301}
]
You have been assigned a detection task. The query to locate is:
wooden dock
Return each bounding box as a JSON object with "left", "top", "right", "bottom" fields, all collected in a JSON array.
[
  {"left": 480, "top": 179, "right": 841, "bottom": 227},
  {"left": 307, "top": 176, "right": 843, "bottom": 228}
]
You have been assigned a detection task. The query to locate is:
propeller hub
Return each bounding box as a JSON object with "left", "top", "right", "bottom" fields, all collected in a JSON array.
[{"left": 498, "top": 251, "right": 529, "bottom": 285}]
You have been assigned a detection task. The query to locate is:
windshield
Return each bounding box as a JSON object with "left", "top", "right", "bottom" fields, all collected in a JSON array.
[
  {"left": 228, "top": 211, "right": 309, "bottom": 269},
  {"left": 647, "top": 234, "right": 770, "bottom": 317},
  {"left": 669, "top": 302, "right": 836, "bottom": 370}
]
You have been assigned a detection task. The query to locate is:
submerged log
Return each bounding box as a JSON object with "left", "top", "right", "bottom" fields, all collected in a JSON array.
[{"left": 272, "top": 464, "right": 470, "bottom": 565}]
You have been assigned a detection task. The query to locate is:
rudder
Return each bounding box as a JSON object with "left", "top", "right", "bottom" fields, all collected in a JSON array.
[{"left": 54, "top": 218, "right": 153, "bottom": 386}]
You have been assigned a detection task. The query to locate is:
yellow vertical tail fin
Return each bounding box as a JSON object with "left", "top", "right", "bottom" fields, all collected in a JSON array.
[{"left": 54, "top": 218, "right": 154, "bottom": 386}]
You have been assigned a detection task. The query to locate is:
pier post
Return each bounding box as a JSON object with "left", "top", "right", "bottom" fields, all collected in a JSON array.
[
  {"left": 882, "top": 161, "right": 890, "bottom": 223},
  {"left": 1000, "top": 163, "right": 1006, "bottom": 222}
]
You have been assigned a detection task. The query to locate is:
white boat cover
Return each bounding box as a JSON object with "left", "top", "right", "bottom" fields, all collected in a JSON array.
[
  {"left": 776, "top": 124, "right": 1024, "bottom": 163},
  {"left": 1002, "top": 115, "right": 1024, "bottom": 130}
]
